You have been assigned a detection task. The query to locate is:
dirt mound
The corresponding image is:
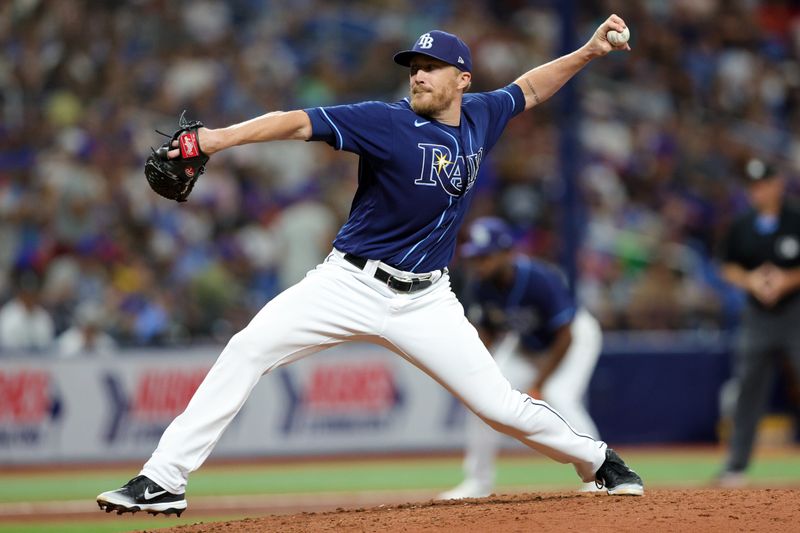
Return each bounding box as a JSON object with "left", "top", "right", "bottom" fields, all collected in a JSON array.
[{"left": 152, "top": 488, "right": 799, "bottom": 533}]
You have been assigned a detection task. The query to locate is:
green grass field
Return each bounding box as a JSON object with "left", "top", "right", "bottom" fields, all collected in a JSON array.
[{"left": 2, "top": 447, "right": 799, "bottom": 533}]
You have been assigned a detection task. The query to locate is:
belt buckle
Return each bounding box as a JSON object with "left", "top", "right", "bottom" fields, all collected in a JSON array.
[
  {"left": 382, "top": 266, "right": 439, "bottom": 293},
  {"left": 387, "top": 276, "right": 413, "bottom": 292}
]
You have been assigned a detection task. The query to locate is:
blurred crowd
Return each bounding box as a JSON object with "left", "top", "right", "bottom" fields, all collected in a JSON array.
[{"left": 1, "top": 0, "right": 800, "bottom": 354}]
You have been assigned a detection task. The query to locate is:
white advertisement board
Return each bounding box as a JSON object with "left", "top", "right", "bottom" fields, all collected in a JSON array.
[{"left": 0, "top": 344, "right": 469, "bottom": 464}]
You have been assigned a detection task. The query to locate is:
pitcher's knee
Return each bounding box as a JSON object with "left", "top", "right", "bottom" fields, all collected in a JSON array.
[
  {"left": 472, "top": 396, "right": 528, "bottom": 432},
  {"left": 225, "top": 329, "right": 252, "bottom": 352},
  {"left": 221, "top": 329, "right": 268, "bottom": 366}
]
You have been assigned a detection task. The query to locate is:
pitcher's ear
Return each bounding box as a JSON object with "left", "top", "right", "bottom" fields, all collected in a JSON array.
[{"left": 459, "top": 71, "right": 472, "bottom": 92}]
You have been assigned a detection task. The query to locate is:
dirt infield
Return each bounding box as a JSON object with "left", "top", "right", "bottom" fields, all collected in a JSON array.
[{"left": 155, "top": 489, "right": 798, "bottom": 533}]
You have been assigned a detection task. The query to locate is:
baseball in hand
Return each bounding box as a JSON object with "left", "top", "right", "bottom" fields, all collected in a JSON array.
[{"left": 606, "top": 26, "right": 630, "bottom": 46}]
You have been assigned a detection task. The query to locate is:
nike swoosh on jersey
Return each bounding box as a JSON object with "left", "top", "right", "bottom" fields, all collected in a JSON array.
[
  {"left": 414, "top": 120, "right": 430, "bottom": 127},
  {"left": 144, "top": 487, "right": 168, "bottom": 500}
]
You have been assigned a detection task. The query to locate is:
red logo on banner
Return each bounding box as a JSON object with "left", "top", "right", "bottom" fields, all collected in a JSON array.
[
  {"left": 306, "top": 363, "right": 395, "bottom": 413},
  {"left": 179, "top": 132, "right": 199, "bottom": 158},
  {"left": 131, "top": 369, "right": 207, "bottom": 422},
  {"left": 0, "top": 370, "right": 52, "bottom": 424}
]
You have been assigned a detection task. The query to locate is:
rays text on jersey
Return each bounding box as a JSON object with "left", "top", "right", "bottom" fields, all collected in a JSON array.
[{"left": 415, "top": 143, "right": 483, "bottom": 196}]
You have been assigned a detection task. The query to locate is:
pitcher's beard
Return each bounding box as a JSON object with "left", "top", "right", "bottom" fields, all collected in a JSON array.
[{"left": 410, "top": 88, "right": 453, "bottom": 118}]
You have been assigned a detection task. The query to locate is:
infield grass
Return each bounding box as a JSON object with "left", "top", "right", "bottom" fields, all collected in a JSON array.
[{"left": 1, "top": 447, "right": 799, "bottom": 533}]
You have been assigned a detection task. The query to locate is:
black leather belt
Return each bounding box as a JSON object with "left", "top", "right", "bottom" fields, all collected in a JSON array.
[{"left": 343, "top": 253, "right": 438, "bottom": 293}]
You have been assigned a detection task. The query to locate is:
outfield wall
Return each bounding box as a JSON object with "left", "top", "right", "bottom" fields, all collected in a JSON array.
[{"left": 0, "top": 334, "right": 768, "bottom": 465}]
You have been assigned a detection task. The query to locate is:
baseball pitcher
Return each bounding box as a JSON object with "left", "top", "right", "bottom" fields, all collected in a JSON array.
[{"left": 98, "top": 14, "right": 642, "bottom": 517}]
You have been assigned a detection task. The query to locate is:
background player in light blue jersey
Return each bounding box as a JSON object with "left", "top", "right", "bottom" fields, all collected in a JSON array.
[
  {"left": 98, "top": 14, "right": 643, "bottom": 517},
  {"left": 441, "top": 217, "right": 603, "bottom": 498}
]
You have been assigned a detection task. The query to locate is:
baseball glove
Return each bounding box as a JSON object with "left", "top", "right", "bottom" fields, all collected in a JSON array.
[{"left": 144, "top": 111, "right": 209, "bottom": 202}]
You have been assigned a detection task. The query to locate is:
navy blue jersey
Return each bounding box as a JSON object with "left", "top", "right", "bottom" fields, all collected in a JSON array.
[
  {"left": 472, "top": 257, "right": 576, "bottom": 352},
  {"left": 304, "top": 83, "right": 525, "bottom": 272}
]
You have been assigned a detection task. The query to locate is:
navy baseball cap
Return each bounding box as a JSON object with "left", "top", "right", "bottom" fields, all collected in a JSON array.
[
  {"left": 461, "top": 217, "right": 515, "bottom": 258},
  {"left": 393, "top": 30, "right": 472, "bottom": 72}
]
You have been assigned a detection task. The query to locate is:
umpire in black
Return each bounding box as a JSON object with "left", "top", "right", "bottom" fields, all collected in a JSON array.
[{"left": 718, "top": 158, "right": 800, "bottom": 486}]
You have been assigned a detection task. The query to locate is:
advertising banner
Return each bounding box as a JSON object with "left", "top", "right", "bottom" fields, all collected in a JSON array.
[{"left": 0, "top": 344, "right": 467, "bottom": 464}]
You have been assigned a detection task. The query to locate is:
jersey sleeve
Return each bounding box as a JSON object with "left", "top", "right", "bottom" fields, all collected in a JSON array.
[
  {"left": 304, "top": 101, "right": 393, "bottom": 160},
  {"left": 468, "top": 83, "right": 526, "bottom": 150}
]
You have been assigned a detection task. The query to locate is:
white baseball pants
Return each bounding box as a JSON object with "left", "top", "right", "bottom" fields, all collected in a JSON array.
[
  {"left": 462, "top": 309, "right": 603, "bottom": 491},
  {"left": 141, "top": 251, "right": 607, "bottom": 493}
]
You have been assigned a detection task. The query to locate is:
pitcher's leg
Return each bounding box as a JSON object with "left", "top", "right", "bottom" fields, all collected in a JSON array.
[
  {"left": 386, "top": 284, "right": 606, "bottom": 482},
  {"left": 142, "top": 265, "right": 381, "bottom": 493}
]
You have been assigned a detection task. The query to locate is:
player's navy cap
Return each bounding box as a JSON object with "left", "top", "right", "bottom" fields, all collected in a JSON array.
[
  {"left": 461, "top": 217, "right": 514, "bottom": 258},
  {"left": 393, "top": 30, "right": 472, "bottom": 72},
  {"left": 743, "top": 158, "right": 778, "bottom": 183}
]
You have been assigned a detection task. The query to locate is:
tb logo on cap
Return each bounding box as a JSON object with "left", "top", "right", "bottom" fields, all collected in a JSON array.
[{"left": 417, "top": 33, "right": 434, "bottom": 49}]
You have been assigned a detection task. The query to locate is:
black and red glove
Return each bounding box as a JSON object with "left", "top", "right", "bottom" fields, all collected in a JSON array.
[{"left": 144, "top": 112, "right": 209, "bottom": 202}]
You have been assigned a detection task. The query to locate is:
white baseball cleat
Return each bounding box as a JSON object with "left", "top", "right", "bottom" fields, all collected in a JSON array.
[{"left": 437, "top": 479, "right": 492, "bottom": 500}]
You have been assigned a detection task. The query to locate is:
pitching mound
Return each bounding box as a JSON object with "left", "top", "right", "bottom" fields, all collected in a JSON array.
[{"left": 154, "top": 488, "right": 798, "bottom": 532}]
